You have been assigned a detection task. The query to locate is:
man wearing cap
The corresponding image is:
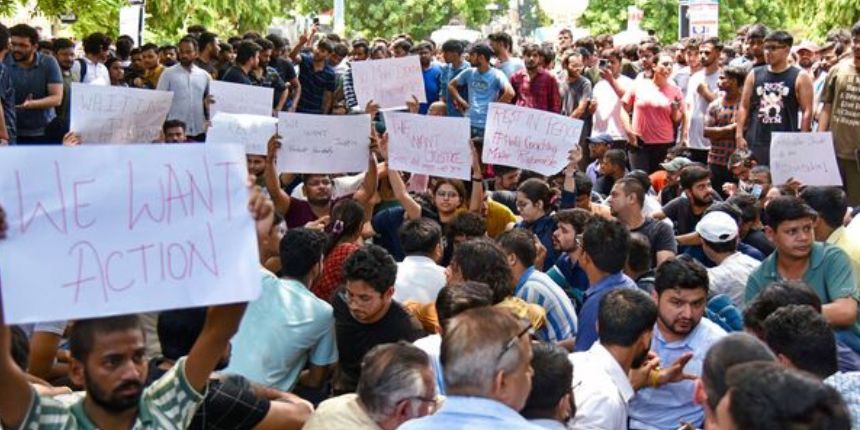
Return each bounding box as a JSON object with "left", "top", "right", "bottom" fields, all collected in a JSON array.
[
  {"left": 697, "top": 211, "right": 761, "bottom": 308},
  {"left": 585, "top": 133, "right": 612, "bottom": 185},
  {"left": 794, "top": 41, "right": 820, "bottom": 77},
  {"left": 657, "top": 156, "right": 694, "bottom": 205}
]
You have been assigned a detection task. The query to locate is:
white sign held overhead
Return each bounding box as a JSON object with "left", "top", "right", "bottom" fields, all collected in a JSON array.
[
  {"left": 207, "top": 113, "right": 278, "bottom": 156},
  {"left": 770, "top": 132, "right": 843, "bottom": 186},
  {"left": 482, "top": 103, "right": 583, "bottom": 176},
  {"left": 0, "top": 145, "right": 260, "bottom": 324},
  {"left": 209, "top": 81, "right": 274, "bottom": 117},
  {"left": 276, "top": 112, "right": 371, "bottom": 174},
  {"left": 70, "top": 83, "right": 173, "bottom": 144},
  {"left": 383, "top": 112, "right": 472, "bottom": 180},
  {"left": 351, "top": 56, "right": 427, "bottom": 111}
]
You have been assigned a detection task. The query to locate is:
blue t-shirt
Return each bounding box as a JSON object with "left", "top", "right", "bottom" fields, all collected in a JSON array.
[
  {"left": 419, "top": 64, "right": 442, "bottom": 114},
  {"left": 574, "top": 272, "right": 638, "bottom": 352},
  {"left": 0, "top": 63, "right": 17, "bottom": 143},
  {"left": 454, "top": 67, "right": 508, "bottom": 129},
  {"left": 5, "top": 52, "right": 62, "bottom": 137},
  {"left": 297, "top": 52, "right": 336, "bottom": 114}
]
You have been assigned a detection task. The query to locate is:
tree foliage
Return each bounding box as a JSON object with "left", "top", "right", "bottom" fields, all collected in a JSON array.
[
  {"left": 783, "top": 0, "right": 860, "bottom": 40},
  {"left": 578, "top": 0, "right": 787, "bottom": 44},
  {"left": 292, "top": 0, "right": 500, "bottom": 40}
]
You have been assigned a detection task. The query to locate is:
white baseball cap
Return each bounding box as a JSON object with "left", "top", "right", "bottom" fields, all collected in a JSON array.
[{"left": 696, "top": 211, "right": 739, "bottom": 243}]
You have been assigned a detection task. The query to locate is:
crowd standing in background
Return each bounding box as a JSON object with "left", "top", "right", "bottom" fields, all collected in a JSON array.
[{"left": 1, "top": 15, "right": 860, "bottom": 430}]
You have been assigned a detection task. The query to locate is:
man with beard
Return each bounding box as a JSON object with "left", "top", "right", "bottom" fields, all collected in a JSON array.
[
  {"left": 546, "top": 208, "right": 593, "bottom": 306},
  {"left": 155, "top": 307, "right": 314, "bottom": 430},
  {"left": 655, "top": 165, "right": 717, "bottom": 247},
  {"left": 629, "top": 256, "right": 727, "bottom": 430},
  {"left": 569, "top": 288, "right": 658, "bottom": 429},
  {"left": 746, "top": 196, "right": 860, "bottom": 354},
  {"left": 509, "top": 43, "right": 561, "bottom": 113},
  {"left": 684, "top": 37, "right": 722, "bottom": 165},
  {"left": 5, "top": 23, "right": 63, "bottom": 144},
  {"left": 50, "top": 38, "right": 75, "bottom": 140},
  {"left": 157, "top": 36, "right": 210, "bottom": 141},
  {"left": 608, "top": 178, "right": 677, "bottom": 267},
  {"left": 793, "top": 40, "right": 819, "bottom": 76}
]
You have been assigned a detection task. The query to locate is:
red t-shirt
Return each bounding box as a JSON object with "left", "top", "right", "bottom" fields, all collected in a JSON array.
[{"left": 623, "top": 78, "right": 684, "bottom": 144}]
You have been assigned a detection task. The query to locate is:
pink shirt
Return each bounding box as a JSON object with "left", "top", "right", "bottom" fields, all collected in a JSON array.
[{"left": 623, "top": 78, "right": 683, "bottom": 144}]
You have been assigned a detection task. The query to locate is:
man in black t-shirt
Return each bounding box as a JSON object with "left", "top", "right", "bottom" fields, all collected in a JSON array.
[
  {"left": 655, "top": 165, "right": 716, "bottom": 248},
  {"left": 608, "top": 177, "right": 677, "bottom": 267},
  {"left": 333, "top": 244, "right": 426, "bottom": 394},
  {"left": 220, "top": 41, "right": 260, "bottom": 85}
]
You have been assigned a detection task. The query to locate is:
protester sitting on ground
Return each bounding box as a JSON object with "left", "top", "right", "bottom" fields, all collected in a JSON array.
[
  {"left": 394, "top": 219, "right": 446, "bottom": 305},
  {"left": 225, "top": 228, "right": 337, "bottom": 393},
  {"left": 718, "top": 361, "right": 851, "bottom": 430},
  {"left": 399, "top": 307, "right": 543, "bottom": 430},
  {"left": 695, "top": 333, "right": 776, "bottom": 430},
  {"left": 413, "top": 281, "right": 495, "bottom": 395},
  {"left": 332, "top": 244, "right": 426, "bottom": 394},
  {"left": 497, "top": 229, "right": 578, "bottom": 350},
  {"left": 311, "top": 199, "right": 366, "bottom": 302},
  {"left": 303, "top": 342, "right": 436, "bottom": 430}
]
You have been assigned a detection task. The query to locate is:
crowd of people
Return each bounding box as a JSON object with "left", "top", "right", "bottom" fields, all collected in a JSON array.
[{"left": 0, "top": 13, "right": 860, "bottom": 430}]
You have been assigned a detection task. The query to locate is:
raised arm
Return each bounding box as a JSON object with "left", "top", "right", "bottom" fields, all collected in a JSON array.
[
  {"left": 380, "top": 133, "right": 422, "bottom": 220},
  {"left": 288, "top": 25, "right": 317, "bottom": 63},
  {"left": 468, "top": 141, "right": 484, "bottom": 213},
  {"left": 265, "top": 134, "right": 292, "bottom": 216}
]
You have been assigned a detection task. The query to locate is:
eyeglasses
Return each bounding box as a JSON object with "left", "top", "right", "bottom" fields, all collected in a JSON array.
[
  {"left": 496, "top": 323, "right": 532, "bottom": 363},
  {"left": 436, "top": 191, "right": 459, "bottom": 199}
]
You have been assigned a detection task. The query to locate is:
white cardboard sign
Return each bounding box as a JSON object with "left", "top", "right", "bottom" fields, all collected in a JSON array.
[
  {"left": 384, "top": 112, "right": 471, "bottom": 180},
  {"left": 70, "top": 83, "right": 173, "bottom": 144},
  {"left": 276, "top": 112, "right": 370, "bottom": 174}
]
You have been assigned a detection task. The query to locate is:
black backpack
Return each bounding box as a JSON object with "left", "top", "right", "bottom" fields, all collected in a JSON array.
[{"left": 76, "top": 58, "right": 88, "bottom": 82}]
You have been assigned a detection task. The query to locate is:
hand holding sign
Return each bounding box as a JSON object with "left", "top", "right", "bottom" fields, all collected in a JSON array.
[
  {"left": 383, "top": 112, "right": 472, "bottom": 180},
  {"left": 352, "top": 56, "right": 427, "bottom": 110}
]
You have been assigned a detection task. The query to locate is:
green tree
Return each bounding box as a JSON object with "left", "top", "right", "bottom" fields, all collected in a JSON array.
[
  {"left": 578, "top": 0, "right": 787, "bottom": 44},
  {"left": 784, "top": 0, "right": 860, "bottom": 40},
  {"left": 292, "top": 0, "right": 499, "bottom": 40}
]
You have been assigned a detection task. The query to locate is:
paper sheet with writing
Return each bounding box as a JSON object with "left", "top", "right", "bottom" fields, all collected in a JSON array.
[
  {"left": 482, "top": 103, "right": 583, "bottom": 176},
  {"left": 70, "top": 83, "right": 173, "bottom": 144},
  {"left": 276, "top": 112, "right": 370, "bottom": 174},
  {"left": 210, "top": 80, "right": 274, "bottom": 117},
  {"left": 0, "top": 145, "right": 261, "bottom": 324},
  {"left": 770, "top": 132, "right": 843, "bottom": 186},
  {"left": 207, "top": 112, "right": 278, "bottom": 156},
  {"left": 384, "top": 112, "right": 471, "bottom": 180},
  {"left": 351, "top": 56, "right": 427, "bottom": 111}
]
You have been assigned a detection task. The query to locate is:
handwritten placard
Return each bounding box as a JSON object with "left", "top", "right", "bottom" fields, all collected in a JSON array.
[
  {"left": 276, "top": 112, "right": 370, "bottom": 174},
  {"left": 351, "top": 56, "right": 427, "bottom": 110},
  {"left": 207, "top": 112, "right": 278, "bottom": 156},
  {"left": 482, "top": 103, "right": 583, "bottom": 176},
  {"left": 210, "top": 80, "right": 274, "bottom": 117},
  {"left": 70, "top": 83, "right": 173, "bottom": 144},
  {"left": 384, "top": 112, "right": 471, "bottom": 180},
  {"left": 0, "top": 145, "right": 261, "bottom": 324},
  {"left": 770, "top": 132, "right": 843, "bottom": 186}
]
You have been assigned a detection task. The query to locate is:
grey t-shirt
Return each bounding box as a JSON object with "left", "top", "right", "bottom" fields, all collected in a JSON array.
[
  {"left": 632, "top": 217, "right": 678, "bottom": 267},
  {"left": 561, "top": 76, "right": 592, "bottom": 116}
]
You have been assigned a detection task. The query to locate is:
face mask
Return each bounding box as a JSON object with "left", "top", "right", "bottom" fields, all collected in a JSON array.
[{"left": 750, "top": 184, "right": 763, "bottom": 199}]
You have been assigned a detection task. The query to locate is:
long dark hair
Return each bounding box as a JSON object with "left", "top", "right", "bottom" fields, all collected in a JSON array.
[{"left": 325, "top": 199, "right": 365, "bottom": 255}]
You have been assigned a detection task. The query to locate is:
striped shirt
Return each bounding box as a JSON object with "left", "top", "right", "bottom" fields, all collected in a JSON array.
[
  {"left": 514, "top": 267, "right": 578, "bottom": 343},
  {"left": 19, "top": 356, "right": 204, "bottom": 429},
  {"left": 705, "top": 96, "right": 739, "bottom": 167}
]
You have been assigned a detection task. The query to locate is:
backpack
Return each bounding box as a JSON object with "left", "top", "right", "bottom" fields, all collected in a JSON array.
[{"left": 75, "top": 58, "right": 88, "bottom": 82}]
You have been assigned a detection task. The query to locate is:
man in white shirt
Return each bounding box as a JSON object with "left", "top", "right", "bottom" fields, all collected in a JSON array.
[
  {"left": 592, "top": 48, "right": 633, "bottom": 147},
  {"left": 569, "top": 288, "right": 657, "bottom": 429},
  {"left": 70, "top": 32, "right": 110, "bottom": 86},
  {"left": 684, "top": 37, "right": 722, "bottom": 164},
  {"left": 156, "top": 36, "right": 210, "bottom": 141},
  {"left": 394, "top": 218, "right": 446, "bottom": 304},
  {"left": 697, "top": 211, "right": 760, "bottom": 308}
]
